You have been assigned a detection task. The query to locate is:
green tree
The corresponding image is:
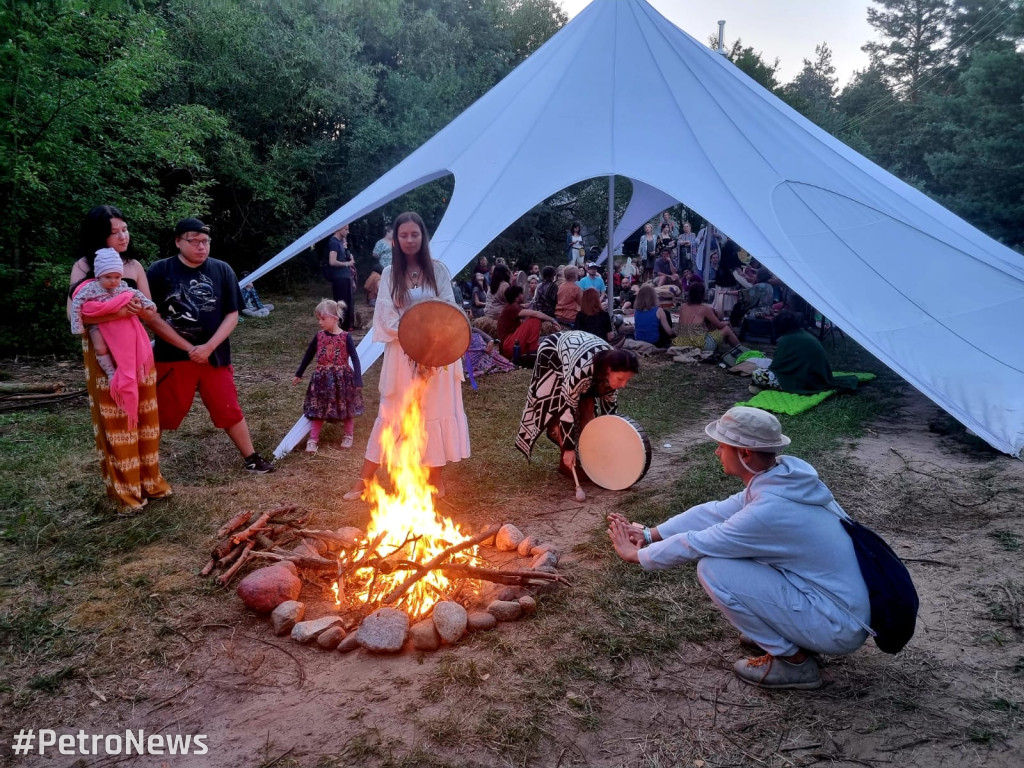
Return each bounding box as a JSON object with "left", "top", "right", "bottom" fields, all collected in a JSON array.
[
  {"left": 0, "top": 0, "right": 221, "bottom": 353},
  {"left": 721, "top": 38, "right": 782, "bottom": 93},
  {"left": 920, "top": 43, "right": 1024, "bottom": 246},
  {"left": 863, "top": 0, "right": 951, "bottom": 97},
  {"left": 783, "top": 43, "right": 841, "bottom": 131}
]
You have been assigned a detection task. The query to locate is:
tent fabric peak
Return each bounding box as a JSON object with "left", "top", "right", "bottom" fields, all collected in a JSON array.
[{"left": 251, "top": 0, "right": 1024, "bottom": 458}]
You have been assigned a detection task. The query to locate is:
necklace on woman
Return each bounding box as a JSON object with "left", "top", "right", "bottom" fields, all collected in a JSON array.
[{"left": 409, "top": 268, "right": 422, "bottom": 287}]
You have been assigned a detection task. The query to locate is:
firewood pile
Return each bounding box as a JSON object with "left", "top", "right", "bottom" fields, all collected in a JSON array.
[
  {"left": 200, "top": 505, "right": 314, "bottom": 586},
  {"left": 203, "top": 507, "right": 570, "bottom": 654}
]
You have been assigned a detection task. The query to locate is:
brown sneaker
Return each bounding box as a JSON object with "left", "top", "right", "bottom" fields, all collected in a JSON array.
[{"left": 733, "top": 654, "right": 822, "bottom": 690}]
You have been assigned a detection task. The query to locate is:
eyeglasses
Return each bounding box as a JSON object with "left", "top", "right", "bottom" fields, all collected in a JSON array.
[{"left": 183, "top": 237, "right": 212, "bottom": 246}]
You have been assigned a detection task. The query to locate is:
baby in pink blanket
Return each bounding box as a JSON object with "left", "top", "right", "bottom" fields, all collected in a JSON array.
[{"left": 70, "top": 248, "right": 156, "bottom": 427}]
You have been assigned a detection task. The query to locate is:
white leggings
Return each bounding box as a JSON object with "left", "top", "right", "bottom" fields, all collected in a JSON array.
[{"left": 697, "top": 557, "right": 868, "bottom": 657}]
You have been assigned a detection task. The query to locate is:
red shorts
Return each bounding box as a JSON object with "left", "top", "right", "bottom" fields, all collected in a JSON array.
[{"left": 155, "top": 361, "right": 245, "bottom": 431}]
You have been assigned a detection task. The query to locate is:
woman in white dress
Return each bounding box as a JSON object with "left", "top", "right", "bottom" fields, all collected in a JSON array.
[{"left": 344, "top": 211, "right": 471, "bottom": 500}]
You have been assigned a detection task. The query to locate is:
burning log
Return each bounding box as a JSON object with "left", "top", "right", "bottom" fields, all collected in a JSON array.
[
  {"left": 414, "top": 563, "right": 568, "bottom": 586},
  {"left": 382, "top": 523, "right": 501, "bottom": 605}
]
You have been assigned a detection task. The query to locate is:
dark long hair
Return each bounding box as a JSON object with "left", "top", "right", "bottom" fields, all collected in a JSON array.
[
  {"left": 686, "top": 282, "right": 706, "bottom": 305},
  {"left": 489, "top": 265, "right": 511, "bottom": 295},
  {"left": 389, "top": 211, "right": 438, "bottom": 307},
  {"left": 75, "top": 205, "right": 134, "bottom": 269},
  {"left": 593, "top": 348, "right": 640, "bottom": 382}
]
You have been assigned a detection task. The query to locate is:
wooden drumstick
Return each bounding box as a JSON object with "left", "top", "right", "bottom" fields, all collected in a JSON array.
[{"left": 571, "top": 464, "right": 586, "bottom": 502}]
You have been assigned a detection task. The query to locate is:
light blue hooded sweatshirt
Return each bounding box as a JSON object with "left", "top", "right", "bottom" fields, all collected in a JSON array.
[{"left": 638, "top": 455, "right": 871, "bottom": 630}]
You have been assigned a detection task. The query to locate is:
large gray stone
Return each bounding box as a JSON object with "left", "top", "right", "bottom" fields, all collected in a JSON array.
[
  {"left": 531, "top": 550, "right": 558, "bottom": 570},
  {"left": 355, "top": 607, "right": 409, "bottom": 653},
  {"left": 495, "top": 524, "right": 525, "bottom": 552},
  {"left": 291, "top": 615, "right": 343, "bottom": 644},
  {"left": 467, "top": 611, "right": 498, "bottom": 632},
  {"left": 487, "top": 600, "right": 523, "bottom": 622},
  {"left": 270, "top": 600, "right": 305, "bottom": 636},
  {"left": 409, "top": 619, "right": 441, "bottom": 651},
  {"left": 236, "top": 564, "right": 301, "bottom": 613},
  {"left": 432, "top": 601, "right": 468, "bottom": 644}
]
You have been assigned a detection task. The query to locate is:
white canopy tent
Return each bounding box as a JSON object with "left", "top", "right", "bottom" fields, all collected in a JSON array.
[{"left": 247, "top": 0, "right": 1024, "bottom": 458}]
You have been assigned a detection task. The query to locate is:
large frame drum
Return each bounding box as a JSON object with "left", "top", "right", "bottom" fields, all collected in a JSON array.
[
  {"left": 397, "top": 298, "right": 471, "bottom": 368},
  {"left": 578, "top": 414, "right": 652, "bottom": 490}
]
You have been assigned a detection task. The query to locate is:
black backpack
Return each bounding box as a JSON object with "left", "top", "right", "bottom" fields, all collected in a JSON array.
[{"left": 840, "top": 517, "right": 919, "bottom": 654}]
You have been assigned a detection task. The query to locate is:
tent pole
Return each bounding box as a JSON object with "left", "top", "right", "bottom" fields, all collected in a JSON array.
[{"left": 607, "top": 174, "right": 615, "bottom": 322}]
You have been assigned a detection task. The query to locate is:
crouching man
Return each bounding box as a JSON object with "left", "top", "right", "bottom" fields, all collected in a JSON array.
[{"left": 608, "top": 406, "right": 870, "bottom": 689}]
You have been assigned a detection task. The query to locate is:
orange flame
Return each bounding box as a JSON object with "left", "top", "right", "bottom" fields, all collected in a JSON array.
[{"left": 339, "top": 375, "right": 475, "bottom": 620}]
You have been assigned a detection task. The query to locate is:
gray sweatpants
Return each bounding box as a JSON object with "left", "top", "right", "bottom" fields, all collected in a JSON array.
[{"left": 697, "top": 557, "right": 869, "bottom": 657}]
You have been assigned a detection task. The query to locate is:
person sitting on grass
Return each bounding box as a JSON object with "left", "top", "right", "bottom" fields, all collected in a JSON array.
[
  {"left": 673, "top": 282, "right": 740, "bottom": 352},
  {"left": 496, "top": 285, "right": 557, "bottom": 367},
  {"left": 574, "top": 287, "right": 613, "bottom": 342},
  {"left": 632, "top": 283, "right": 674, "bottom": 348},
  {"left": 749, "top": 311, "right": 859, "bottom": 395},
  {"left": 607, "top": 406, "right": 871, "bottom": 690}
]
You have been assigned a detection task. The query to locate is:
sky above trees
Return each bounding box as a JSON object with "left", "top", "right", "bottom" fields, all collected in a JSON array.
[{"left": 558, "top": 0, "right": 875, "bottom": 86}]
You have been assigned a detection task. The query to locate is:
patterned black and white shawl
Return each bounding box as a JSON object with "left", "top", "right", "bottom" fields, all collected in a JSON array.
[{"left": 516, "top": 331, "right": 617, "bottom": 460}]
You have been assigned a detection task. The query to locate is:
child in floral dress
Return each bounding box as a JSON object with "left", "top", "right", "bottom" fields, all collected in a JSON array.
[{"left": 292, "top": 299, "right": 363, "bottom": 453}]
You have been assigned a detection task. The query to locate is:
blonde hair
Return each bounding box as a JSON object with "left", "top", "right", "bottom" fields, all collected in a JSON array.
[
  {"left": 315, "top": 298, "right": 345, "bottom": 321},
  {"left": 565, "top": 265, "right": 579, "bottom": 282}
]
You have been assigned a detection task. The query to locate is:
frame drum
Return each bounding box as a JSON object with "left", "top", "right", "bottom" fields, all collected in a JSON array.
[
  {"left": 397, "top": 298, "right": 472, "bottom": 368},
  {"left": 578, "top": 415, "right": 652, "bottom": 491}
]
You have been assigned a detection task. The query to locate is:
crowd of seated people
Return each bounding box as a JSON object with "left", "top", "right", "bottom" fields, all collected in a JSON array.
[{"left": 453, "top": 212, "right": 814, "bottom": 367}]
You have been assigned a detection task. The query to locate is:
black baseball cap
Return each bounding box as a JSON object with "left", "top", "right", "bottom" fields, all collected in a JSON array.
[{"left": 174, "top": 217, "right": 211, "bottom": 237}]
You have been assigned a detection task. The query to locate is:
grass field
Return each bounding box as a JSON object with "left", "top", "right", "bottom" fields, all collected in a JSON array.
[{"left": 1, "top": 280, "right": 1021, "bottom": 768}]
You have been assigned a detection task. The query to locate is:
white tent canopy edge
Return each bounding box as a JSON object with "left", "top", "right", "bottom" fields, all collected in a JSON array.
[{"left": 245, "top": 0, "right": 1023, "bottom": 458}]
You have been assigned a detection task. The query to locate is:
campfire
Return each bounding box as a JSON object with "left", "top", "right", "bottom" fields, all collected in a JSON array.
[
  {"left": 338, "top": 378, "right": 483, "bottom": 619},
  {"left": 203, "top": 375, "right": 567, "bottom": 653}
]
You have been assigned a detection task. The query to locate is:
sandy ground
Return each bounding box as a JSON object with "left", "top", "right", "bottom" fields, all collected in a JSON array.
[{"left": 4, "top": 387, "right": 1023, "bottom": 768}]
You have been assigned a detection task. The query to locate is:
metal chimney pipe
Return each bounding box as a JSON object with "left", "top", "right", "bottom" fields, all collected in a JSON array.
[{"left": 717, "top": 20, "right": 726, "bottom": 55}]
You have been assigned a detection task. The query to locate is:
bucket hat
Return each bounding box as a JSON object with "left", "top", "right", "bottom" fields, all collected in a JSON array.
[{"left": 704, "top": 406, "right": 791, "bottom": 452}]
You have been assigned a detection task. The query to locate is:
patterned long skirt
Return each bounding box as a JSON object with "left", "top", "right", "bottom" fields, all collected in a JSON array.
[{"left": 82, "top": 336, "right": 171, "bottom": 510}]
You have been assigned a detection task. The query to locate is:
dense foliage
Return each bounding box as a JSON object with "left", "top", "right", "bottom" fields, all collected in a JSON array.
[
  {"left": 0, "top": 0, "right": 566, "bottom": 353},
  {"left": 2, "top": 0, "right": 1022, "bottom": 355}
]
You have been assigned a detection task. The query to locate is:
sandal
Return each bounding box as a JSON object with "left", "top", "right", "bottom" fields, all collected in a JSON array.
[{"left": 343, "top": 480, "right": 366, "bottom": 501}]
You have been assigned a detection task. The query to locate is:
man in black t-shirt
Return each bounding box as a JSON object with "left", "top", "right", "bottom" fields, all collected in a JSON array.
[{"left": 146, "top": 218, "right": 274, "bottom": 473}]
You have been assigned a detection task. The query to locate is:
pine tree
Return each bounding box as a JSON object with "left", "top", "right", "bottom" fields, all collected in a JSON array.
[{"left": 862, "top": 0, "right": 951, "bottom": 98}]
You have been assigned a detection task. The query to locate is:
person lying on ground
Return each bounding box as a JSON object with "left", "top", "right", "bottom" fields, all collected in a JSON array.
[
  {"left": 607, "top": 406, "right": 871, "bottom": 690},
  {"left": 749, "top": 311, "right": 859, "bottom": 395}
]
